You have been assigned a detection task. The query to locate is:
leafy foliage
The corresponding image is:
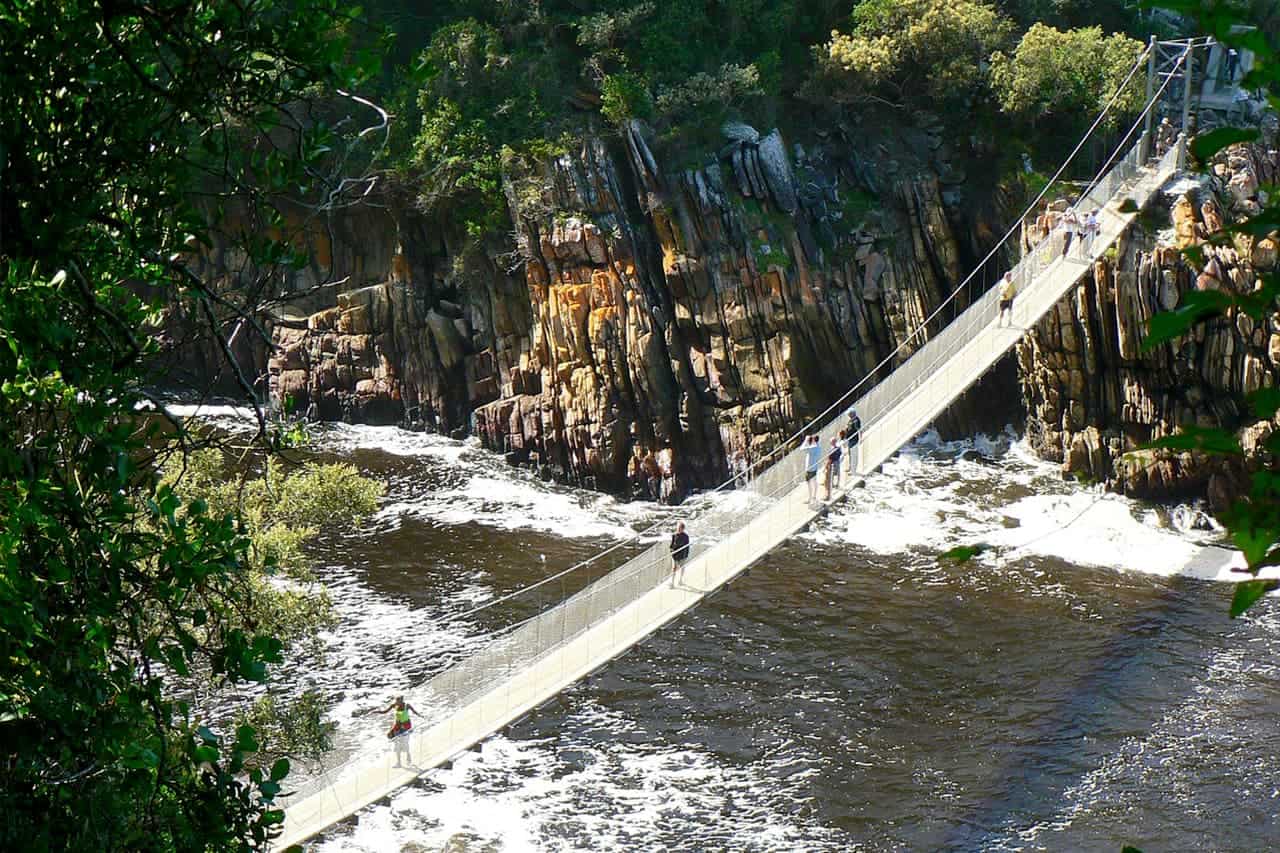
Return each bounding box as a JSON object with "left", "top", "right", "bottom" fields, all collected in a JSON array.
[
  {"left": 0, "top": 0, "right": 385, "bottom": 848},
  {"left": 234, "top": 692, "right": 337, "bottom": 773},
  {"left": 162, "top": 450, "right": 383, "bottom": 650},
  {"left": 601, "top": 72, "right": 655, "bottom": 125},
  {"left": 819, "top": 0, "right": 1016, "bottom": 105},
  {"left": 411, "top": 19, "right": 563, "bottom": 235},
  {"left": 990, "top": 24, "right": 1147, "bottom": 125},
  {"left": 654, "top": 64, "right": 763, "bottom": 120}
]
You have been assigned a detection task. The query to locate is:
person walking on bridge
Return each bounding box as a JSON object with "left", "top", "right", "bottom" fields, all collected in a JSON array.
[
  {"left": 382, "top": 696, "right": 418, "bottom": 740},
  {"left": 825, "top": 434, "right": 844, "bottom": 500},
  {"left": 997, "top": 272, "right": 1017, "bottom": 328},
  {"left": 670, "top": 521, "right": 690, "bottom": 587},
  {"left": 804, "top": 434, "right": 822, "bottom": 504},
  {"left": 1061, "top": 207, "right": 1079, "bottom": 258},
  {"left": 1083, "top": 208, "right": 1100, "bottom": 257},
  {"left": 845, "top": 411, "right": 861, "bottom": 475}
]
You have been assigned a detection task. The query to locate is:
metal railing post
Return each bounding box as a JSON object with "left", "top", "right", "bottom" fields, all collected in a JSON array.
[
  {"left": 1142, "top": 36, "right": 1157, "bottom": 161},
  {"left": 1179, "top": 42, "right": 1194, "bottom": 167}
]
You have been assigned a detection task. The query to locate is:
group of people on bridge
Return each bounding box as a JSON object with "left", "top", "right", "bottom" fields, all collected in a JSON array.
[{"left": 802, "top": 409, "right": 863, "bottom": 506}]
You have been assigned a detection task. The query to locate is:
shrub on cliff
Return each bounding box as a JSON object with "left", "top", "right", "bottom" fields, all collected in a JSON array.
[
  {"left": 411, "top": 19, "right": 562, "bottom": 234},
  {"left": 990, "top": 24, "right": 1147, "bottom": 127},
  {"left": 818, "top": 0, "right": 1015, "bottom": 106},
  {"left": 601, "top": 72, "right": 655, "bottom": 124}
]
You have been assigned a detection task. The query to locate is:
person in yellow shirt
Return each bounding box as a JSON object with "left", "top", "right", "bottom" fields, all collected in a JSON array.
[
  {"left": 382, "top": 696, "right": 418, "bottom": 739},
  {"left": 998, "top": 272, "right": 1017, "bottom": 328}
]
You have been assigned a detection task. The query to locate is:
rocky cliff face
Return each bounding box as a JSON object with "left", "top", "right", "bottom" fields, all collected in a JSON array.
[
  {"left": 246, "top": 119, "right": 1014, "bottom": 496},
  {"left": 1017, "top": 141, "right": 1280, "bottom": 509}
]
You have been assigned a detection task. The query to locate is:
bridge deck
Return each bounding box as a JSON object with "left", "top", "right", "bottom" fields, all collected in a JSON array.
[
  {"left": 276, "top": 141, "right": 1184, "bottom": 850},
  {"left": 278, "top": 475, "right": 857, "bottom": 847},
  {"left": 855, "top": 150, "right": 1181, "bottom": 476}
]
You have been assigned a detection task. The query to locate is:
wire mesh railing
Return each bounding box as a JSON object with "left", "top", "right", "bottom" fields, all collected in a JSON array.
[
  {"left": 851, "top": 139, "right": 1182, "bottom": 478},
  {"left": 277, "top": 40, "right": 1198, "bottom": 841}
]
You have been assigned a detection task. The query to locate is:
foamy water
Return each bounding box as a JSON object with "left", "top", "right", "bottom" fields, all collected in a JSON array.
[
  {"left": 313, "top": 703, "right": 839, "bottom": 853},
  {"left": 809, "top": 429, "right": 1273, "bottom": 585},
  {"left": 236, "top": 421, "right": 1280, "bottom": 851}
]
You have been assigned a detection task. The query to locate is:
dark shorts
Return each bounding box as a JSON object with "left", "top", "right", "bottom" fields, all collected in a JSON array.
[
  {"left": 805, "top": 470, "right": 817, "bottom": 481},
  {"left": 999, "top": 298, "right": 1013, "bottom": 311}
]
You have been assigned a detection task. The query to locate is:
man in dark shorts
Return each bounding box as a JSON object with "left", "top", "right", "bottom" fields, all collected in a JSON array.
[
  {"left": 998, "top": 272, "right": 1017, "bottom": 328},
  {"left": 826, "top": 434, "right": 843, "bottom": 500},
  {"left": 670, "top": 521, "right": 690, "bottom": 586}
]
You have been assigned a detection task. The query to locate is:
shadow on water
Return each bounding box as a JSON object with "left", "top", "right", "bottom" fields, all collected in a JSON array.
[{"left": 932, "top": 571, "right": 1240, "bottom": 851}]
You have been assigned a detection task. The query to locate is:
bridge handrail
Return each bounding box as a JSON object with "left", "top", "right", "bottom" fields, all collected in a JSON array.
[
  {"left": 851, "top": 41, "right": 1190, "bottom": 439},
  {"left": 277, "top": 39, "right": 1197, "bottom": 828}
]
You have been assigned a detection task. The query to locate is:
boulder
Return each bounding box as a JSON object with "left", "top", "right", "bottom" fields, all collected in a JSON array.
[{"left": 756, "top": 130, "right": 798, "bottom": 215}]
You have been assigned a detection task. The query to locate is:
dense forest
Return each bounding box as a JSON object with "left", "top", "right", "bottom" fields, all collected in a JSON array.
[
  {"left": 3, "top": 0, "right": 1280, "bottom": 850},
  {"left": 357, "top": 0, "right": 1160, "bottom": 237}
]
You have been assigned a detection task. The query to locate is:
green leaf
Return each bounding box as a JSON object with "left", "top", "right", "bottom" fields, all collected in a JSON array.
[
  {"left": 1142, "top": 289, "right": 1235, "bottom": 351},
  {"left": 122, "top": 745, "right": 161, "bottom": 769},
  {"left": 193, "top": 745, "right": 219, "bottom": 765},
  {"left": 1264, "top": 431, "right": 1280, "bottom": 456},
  {"left": 1232, "top": 525, "right": 1280, "bottom": 568},
  {"left": 1140, "top": 426, "right": 1242, "bottom": 456},
  {"left": 1249, "top": 388, "right": 1280, "bottom": 420},
  {"left": 1116, "top": 198, "right": 1138, "bottom": 214},
  {"left": 1142, "top": 311, "right": 1193, "bottom": 350},
  {"left": 1230, "top": 579, "right": 1276, "bottom": 618},
  {"left": 941, "top": 543, "right": 990, "bottom": 563},
  {"left": 270, "top": 757, "right": 290, "bottom": 782},
  {"left": 235, "top": 724, "right": 260, "bottom": 754},
  {"left": 1190, "top": 127, "right": 1259, "bottom": 161}
]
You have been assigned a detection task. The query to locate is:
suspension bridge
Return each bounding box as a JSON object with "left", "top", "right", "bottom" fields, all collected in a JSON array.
[{"left": 275, "top": 38, "right": 1203, "bottom": 849}]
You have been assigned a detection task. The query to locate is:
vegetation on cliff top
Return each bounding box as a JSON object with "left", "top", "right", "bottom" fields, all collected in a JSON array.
[{"left": 362, "top": 0, "right": 1157, "bottom": 234}]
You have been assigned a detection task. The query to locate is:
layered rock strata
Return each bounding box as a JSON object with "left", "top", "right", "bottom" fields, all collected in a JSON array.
[
  {"left": 247, "top": 121, "right": 1011, "bottom": 496},
  {"left": 1017, "top": 141, "right": 1280, "bottom": 507}
]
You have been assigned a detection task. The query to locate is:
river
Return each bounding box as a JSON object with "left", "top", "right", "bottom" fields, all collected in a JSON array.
[{"left": 234, "top": 417, "right": 1280, "bottom": 852}]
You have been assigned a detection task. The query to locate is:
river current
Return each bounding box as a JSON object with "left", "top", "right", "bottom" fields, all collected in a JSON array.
[{"left": 211, "top": 413, "right": 1279, "bottom": 852}]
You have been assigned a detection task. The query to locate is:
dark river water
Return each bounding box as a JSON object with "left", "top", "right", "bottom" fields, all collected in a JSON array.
[{"left": 223, "top": 416, "right": 1280, "bottom": 852}]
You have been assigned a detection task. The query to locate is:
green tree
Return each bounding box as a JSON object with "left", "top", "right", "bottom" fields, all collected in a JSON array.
[
  {"left": 998, "top": 0, "right": 1145, "bottom": 34},
  {"left": 818, "top": 0, "right": 1016, "bottom": 106},
  {"left": 161, "top": 450, "right": 383, "bottom": 658},
  {"left": 600, "top": 72, "right": 655, "bottom": 125},
  {"left": 0, "top": 0, "right": 383, "bottom": 849},
  {"left": 990, "top": 24, "right": 1146, "bottom": 126}
]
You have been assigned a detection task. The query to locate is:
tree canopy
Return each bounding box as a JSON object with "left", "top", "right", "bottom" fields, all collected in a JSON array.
[
  {"left": 820, "top": 0, "right": 1016, "bottom": 106},
  {"left": 991, "top": 24, "right": 1147, "bottom": 125},
  {"left": 0, "top": 0, "right": 383, "bottom": 849}
]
